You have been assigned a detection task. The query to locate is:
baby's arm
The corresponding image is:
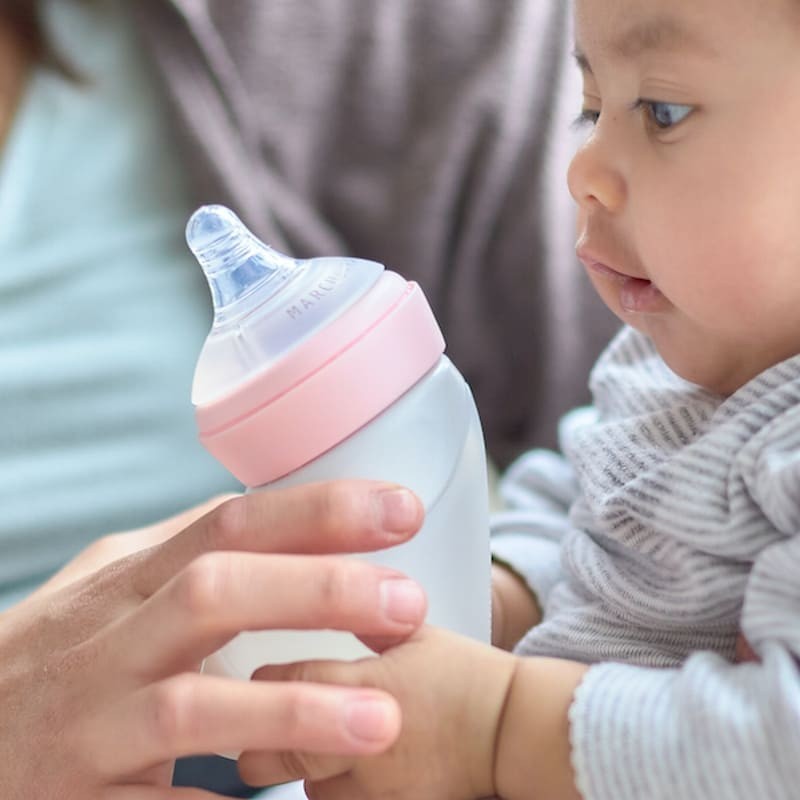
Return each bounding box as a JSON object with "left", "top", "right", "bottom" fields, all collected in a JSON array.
[
  {"left": 491, "top": 558, "right": 542, "bottom": 649},
  {"left": 496, "top": 439, "right": 800, "bottom": 800},
  {"left": 557, "top": 434, "right": 800, "bottom": 800},
  {"left": 244, "top": 627, "right": 587, "bottom": 799},
  {"left": 247, "top": 536, "right": 800, "bottom": 800},
  {"left": 564, "top": 534, "right": 800, "bottom": 800},
  {"left": 495, "top": 656, "right": 587, "bottom": 800},
  {"left": 491, "top": 448, "right": 581, "bottom": 648}
]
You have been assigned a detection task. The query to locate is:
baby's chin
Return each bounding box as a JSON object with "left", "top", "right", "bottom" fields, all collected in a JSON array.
[{"left": 659, "top": 344, "right": 776, "bottom": 398}]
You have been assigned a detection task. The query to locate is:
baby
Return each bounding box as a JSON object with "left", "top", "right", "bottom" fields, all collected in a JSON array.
[{"left": 241, "top": 2, "right": 800, "bottom": 798}]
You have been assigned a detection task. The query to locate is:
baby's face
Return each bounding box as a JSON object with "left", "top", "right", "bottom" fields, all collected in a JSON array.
[{"left": 568, "top": 0, "right": 800, "bottom": 395}]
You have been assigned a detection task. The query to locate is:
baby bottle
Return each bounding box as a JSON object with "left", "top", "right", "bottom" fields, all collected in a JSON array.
[{"left": 187, "top": 205, "right": 490, "bottom": 681}]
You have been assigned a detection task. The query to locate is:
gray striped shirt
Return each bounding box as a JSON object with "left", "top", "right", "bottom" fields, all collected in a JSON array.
[{"left": 492, "top": 326, "right": 800, "bottom": 800}]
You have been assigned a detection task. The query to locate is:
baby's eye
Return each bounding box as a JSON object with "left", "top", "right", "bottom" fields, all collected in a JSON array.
[
  {"left": 572, "top": 108, "right": 600, "bottom": 128},
  {"left": 638, "top": 100, "right": 693, "bottom": 129}
]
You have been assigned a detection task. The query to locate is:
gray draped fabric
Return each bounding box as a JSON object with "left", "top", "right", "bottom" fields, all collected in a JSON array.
[
  {"left": 494, "top": 327, "right": 800, "bottom": 800},
  {"left": 131, "top": 0, "right": 618, "bottom": 467}
]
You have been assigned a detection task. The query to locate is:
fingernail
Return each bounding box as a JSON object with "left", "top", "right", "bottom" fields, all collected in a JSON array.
[
  {"left": 344, "top": 695, "right": 397, "bottom": 743},
  {"left": 380, "top": 578, "right": 426, "bottom": 624},
  {"left": 376, "top": 488, "right": 420, "bottom": 534}
]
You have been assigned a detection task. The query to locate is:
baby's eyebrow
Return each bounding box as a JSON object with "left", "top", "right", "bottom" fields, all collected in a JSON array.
[
  {"left": 574, "top": 15, "right": 718, "bottom": 74},
  {"left": 614, "top": 16, "right": 717, "bottom": 58}
]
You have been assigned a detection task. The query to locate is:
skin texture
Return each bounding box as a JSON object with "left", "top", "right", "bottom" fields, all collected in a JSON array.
[
  {"left": 251, "top": 2, "right": 800, "bottom": 798},
  {"left": 0, "top": 12, "right": 534, "bottom": 796},
  {"left": 569, "top": 0, "right": 800, "bottom": 396},
  {"left": 247, "top": 631, "right": 584, "bottom": 800},
  {"left": 0, "top": 18, "right": 431, "bottom": 798},
  {"left": 0, "top": 483, "right": 428, "bottom": 799},
  {"left": 490, "top": 562, "right": 541, "bottom": 651},
  {"left": 9, "top": 2, "right": 795, "bottom": 798},
  {"left": 245, "top": 629, "right": 519, "bottom": 798}
]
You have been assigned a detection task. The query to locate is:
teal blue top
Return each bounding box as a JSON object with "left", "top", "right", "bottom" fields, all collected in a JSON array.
[{"left": 0, "top": 0, "right": 240, "bottom": 607}]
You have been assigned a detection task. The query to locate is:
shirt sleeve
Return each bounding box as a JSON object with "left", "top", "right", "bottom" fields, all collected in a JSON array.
[
  {"left": 490, "top": 448, "right": 578, "bottom": 612},
  {"left": 569, "top": 532, "right": 800, "bottom": 800}
]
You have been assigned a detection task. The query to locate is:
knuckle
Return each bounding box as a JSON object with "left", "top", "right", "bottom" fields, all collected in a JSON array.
[
  {"left": 316, "top": 482, "right": 372, "bottom": 539},
  {"left": 147, "top": 675, "right": 196, "bottom": 749},
  {"left": 79, "top": 534, "right": 130, "bottom": 572},
  {"left": 52, "top": 639, "right": 97, "bottom": 684},
  {"left": 288, "top": 660, "right": 325, "bottom": 686},
  {"left": 278, "top": 748, "right": 315, "bottom": 781},
  {"left": 205, "top": 495, "right": 249, "bottom": 550},
  {"left": 91, "top": 533, "right": 120, "bottom": 557},
  {"left": 315, "top": 561, "right": 355, "bottom": 624},
  {"left": 277, "top": 683, "right": 323, "bottom": 743},
  {"left": 173, "top": 553, "right": 229, "bottom": 617},
  {"left": 252, "top": 660, "right": 320, "bottom": 685}
]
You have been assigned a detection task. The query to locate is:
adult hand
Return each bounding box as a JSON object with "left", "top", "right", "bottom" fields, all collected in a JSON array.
[
  {"left": 242, "top": 627, "right": 518, "bottom": 799},
  {"left": 0, "top": 481, "right": 425, "bottom": 799},
  {"left": 30, "top": 494, "right": 236, "bottom": 597}
]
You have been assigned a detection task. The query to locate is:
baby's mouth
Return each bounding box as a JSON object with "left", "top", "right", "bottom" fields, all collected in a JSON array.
[
  {"left": 581, "top": 257, "right": 667, "bottom": 314},
  {"left": 588, "top": 259, "right": 646, "bottom": 284},
  {"left": 619, "top": 275, "right": 663, "bottom": 313}
]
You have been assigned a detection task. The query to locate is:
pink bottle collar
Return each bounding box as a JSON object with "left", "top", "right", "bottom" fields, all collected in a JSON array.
[{"left": 195, "top": 272, "right": 445, "bottom": 487}]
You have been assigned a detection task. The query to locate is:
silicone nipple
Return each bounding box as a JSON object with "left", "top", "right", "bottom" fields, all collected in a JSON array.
[
  {"left": 186, "top": 205, "right": 298, "bottom": 326},
  {"left": 188, "top": 204, "right": 386, "bottom": 407}
]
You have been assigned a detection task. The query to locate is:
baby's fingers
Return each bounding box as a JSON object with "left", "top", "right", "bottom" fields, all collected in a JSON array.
[
  {"left": 304, "top": 773, "right": 372, "bottom": 800},
  {"left": 237, "top": 747, "right": 355, "bottom": 788},
  {"left": 238, "top": 684, "right": 400, "bottom": 787},
  {"left": 240, "top": 659, "right": 396, "bottom": 786},
  {"left": 109, "top": 788, "right": 220, "bottom": 799}
]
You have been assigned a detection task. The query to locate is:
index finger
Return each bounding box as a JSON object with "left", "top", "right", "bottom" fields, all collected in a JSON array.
[{"left": 133, "top": 481, "right": 423, "bottom": 597}]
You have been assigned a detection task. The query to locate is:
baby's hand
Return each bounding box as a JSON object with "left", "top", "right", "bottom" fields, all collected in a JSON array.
[
  {"left": 491, "top": 561, "right": 542, "bottom": 650},
  {"left": 241, "top": 627, "right": 518, "bottom": 799}
]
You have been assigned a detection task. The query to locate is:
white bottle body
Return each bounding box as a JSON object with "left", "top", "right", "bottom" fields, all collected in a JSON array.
[{"left": 202, "top": 355, "right": 490, "bottom": 679}]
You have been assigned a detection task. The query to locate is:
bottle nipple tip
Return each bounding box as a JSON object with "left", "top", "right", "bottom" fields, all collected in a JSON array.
[
  {"left": 186, "top": 205, "right": 243, "bottom": 260},
  {"left": 186, "top": 204, "right": 296, "bottom": 320}
]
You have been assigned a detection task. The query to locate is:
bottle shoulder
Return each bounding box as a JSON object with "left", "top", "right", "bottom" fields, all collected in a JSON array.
[{"left": 267, "top": 355, "right": 486, "bottom": 509}]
